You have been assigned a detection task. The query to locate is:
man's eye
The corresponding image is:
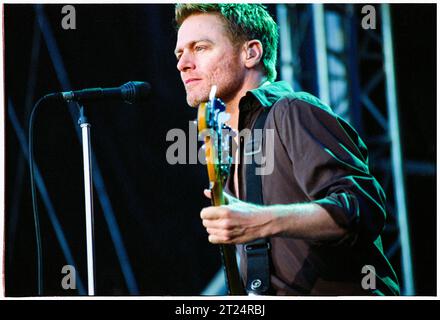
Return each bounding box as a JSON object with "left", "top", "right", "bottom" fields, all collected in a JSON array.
[{"left": 195, "top": 46, "right": 206, "bottom": 52}]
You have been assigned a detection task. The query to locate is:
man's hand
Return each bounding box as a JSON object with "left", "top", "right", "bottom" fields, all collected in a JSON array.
[
  {"left": 201, "top": 190, "right": 274, "bottom": 244},
  {"left": 201, "top": 190, "right": 348, "bottom": 244}
]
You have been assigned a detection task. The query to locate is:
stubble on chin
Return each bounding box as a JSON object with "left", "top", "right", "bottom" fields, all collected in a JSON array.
[
  {"left": 186, "top": 94, "right": 205, "bottom": 108},
  {"left": 185, "top": 87, "right": 210, "bottom": 108},
  {"left": 186, "top": 95, "right": 202, "bottom": 108}
]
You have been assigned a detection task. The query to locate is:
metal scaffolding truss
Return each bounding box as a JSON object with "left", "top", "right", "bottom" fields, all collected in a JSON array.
[{"left": 277, "top": 3, "right": 425, "bottom": 295}]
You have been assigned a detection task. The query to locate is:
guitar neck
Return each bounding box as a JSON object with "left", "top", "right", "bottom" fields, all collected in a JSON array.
[
  {"left": 211, "top": 182, "right": 245, "bottom": 295},
  {"left": 219, "top": 244, "right": 246, "bottom": 295},
  {"left": 197, "top": 95, "right": 245, "bottom": 295}
]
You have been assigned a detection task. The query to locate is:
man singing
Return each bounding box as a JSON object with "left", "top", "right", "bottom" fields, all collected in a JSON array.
[{"left": 174, "top": 4, "right": 399, "bottom": 295}]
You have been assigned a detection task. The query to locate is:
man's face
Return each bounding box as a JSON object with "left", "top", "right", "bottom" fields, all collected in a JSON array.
[{"left": 175, "top": 13, "right": 245, "bottom": 107}]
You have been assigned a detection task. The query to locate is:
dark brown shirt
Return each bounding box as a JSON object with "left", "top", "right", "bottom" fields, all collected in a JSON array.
[{"left": 227, "top": 81, "right": 400, "bottom": 295}]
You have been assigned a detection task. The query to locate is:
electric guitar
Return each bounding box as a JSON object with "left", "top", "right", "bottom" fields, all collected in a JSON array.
[{"left": 197, "top": 86, "right": 246, "bottom": 295}]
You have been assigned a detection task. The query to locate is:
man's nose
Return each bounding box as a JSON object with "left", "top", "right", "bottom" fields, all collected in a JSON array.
[{"left": 177, "top": 52, "right": 195, "bottom": 72}]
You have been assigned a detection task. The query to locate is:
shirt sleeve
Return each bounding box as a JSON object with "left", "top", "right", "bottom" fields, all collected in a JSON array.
[{"left": 274, "top": 97, "right": 387, "bottom": 247}]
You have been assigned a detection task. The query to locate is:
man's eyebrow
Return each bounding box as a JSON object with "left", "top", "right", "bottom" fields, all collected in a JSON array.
[{"left": 174, "top": 39, "right": 214, "bottom": 56}]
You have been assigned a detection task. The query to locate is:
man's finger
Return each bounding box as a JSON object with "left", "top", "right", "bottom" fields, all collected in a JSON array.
[
  {"left": 208, "top": 234, "right": 232, "bottom": 244},
  {"left": 201, "top": 206, "right": 228, "bottom": 220},
  {"left": 203, "top": 217, "right": 236, "bottom": 230},
  {"left": 202, "top": 219, "right": 220, "bottom": 229},
  {"left": 203, "top": 189, "right": 211, "bottom": 199}
]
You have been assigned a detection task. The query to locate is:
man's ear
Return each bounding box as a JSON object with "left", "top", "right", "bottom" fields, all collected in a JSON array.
[{"left": 243, "top": 40, "right": 263, "bottom": 69}]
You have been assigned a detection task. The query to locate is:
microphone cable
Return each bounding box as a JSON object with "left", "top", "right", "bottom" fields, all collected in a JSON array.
[{"left": 28, "top": 95, "right": 49, "bottom": 296}]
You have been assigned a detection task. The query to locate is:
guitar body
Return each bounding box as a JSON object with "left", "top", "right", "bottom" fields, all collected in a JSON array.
[{"left": 197, "top": 92, "right": 245, "bottom": 295}]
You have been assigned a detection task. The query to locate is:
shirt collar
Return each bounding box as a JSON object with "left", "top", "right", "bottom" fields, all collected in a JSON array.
[{"left": 240, "top": 80, "right": 294, "bottom": 110}]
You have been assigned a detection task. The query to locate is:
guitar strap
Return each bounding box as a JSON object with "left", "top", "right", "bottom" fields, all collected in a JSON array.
[{"left": 243, "top": 108, "right": 272, "bottom": 295}]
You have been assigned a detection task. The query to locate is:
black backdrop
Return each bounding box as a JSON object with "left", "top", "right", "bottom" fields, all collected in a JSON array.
[{"left": 4, "top": 4, "right": 436, "bottom": 296}]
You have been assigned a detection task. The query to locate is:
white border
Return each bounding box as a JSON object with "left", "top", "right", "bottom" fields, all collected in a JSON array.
[
  {"left": 0, "top": 0, "right": 438, "bottom": 301},
  {"left": 1, "top": 1, "right": 4, "bottom": 299}
]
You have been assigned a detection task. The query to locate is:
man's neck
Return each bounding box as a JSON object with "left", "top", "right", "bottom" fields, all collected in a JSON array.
[{"left": 225, "top": 75, "right": 269, "bottom": 131}]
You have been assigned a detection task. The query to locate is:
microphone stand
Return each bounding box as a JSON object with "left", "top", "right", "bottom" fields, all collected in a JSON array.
[{"left": 77, "top": 103, "right": 96, "bottom": 295}]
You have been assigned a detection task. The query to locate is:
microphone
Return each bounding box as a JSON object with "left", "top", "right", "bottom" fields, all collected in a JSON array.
[{"left": 44, "top": 81, "right": 151, "bottom": 104}]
